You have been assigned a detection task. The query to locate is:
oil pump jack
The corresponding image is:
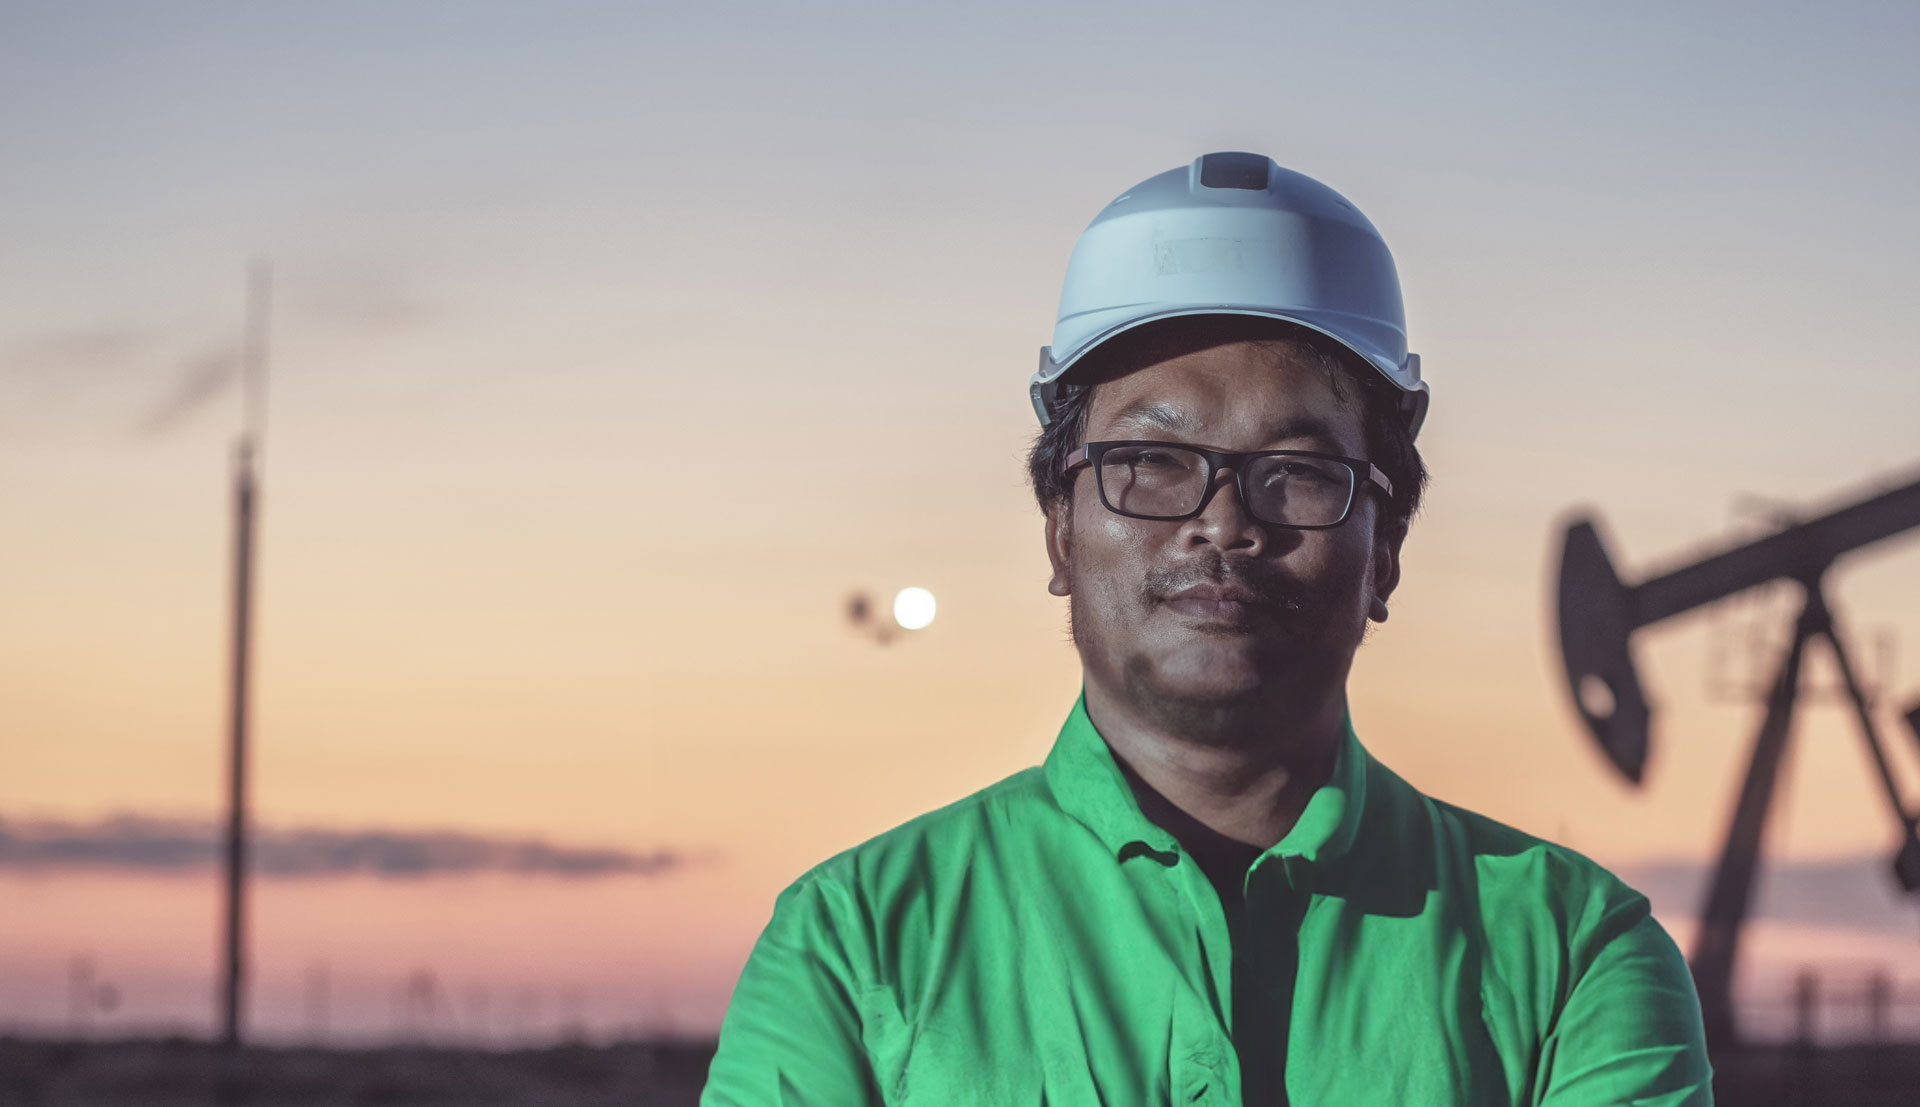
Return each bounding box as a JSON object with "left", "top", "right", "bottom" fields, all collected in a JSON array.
[{"left": 1555, "top": 464, "right": 1920, "bottom": 1048}]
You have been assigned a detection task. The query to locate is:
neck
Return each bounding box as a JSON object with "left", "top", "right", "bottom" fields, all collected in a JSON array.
[{"left": 1083, "top": 678, "right": 1345, "bottom": 853}]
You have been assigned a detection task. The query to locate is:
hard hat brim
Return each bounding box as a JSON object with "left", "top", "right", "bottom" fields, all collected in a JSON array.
[{"left": 1030, "top": 307, "right": 1428, "bottom": 440}]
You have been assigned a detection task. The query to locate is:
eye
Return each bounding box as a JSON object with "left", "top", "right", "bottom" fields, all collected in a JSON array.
[
  {"left": 1257, "top": 457, "right": 1344, "bottom": 487},
  {"left": 1103, "top": 446, "right": 1197, "bottom": 470}
]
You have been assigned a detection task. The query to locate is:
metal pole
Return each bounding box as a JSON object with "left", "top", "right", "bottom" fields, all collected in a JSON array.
[
  {"left": 219, "top": 441, "right": 254, "bottom": 1051},
  {"left": 219, "top": 262, "right": 269, "bottom": 1052}
]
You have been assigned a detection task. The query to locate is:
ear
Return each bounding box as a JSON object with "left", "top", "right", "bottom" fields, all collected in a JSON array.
[
  {"left": 1045, "top": 498, "right": 1073, "bottom": 597},
  {"left": 1368, "top": 513, "right": 1406, "bottom": 623}
]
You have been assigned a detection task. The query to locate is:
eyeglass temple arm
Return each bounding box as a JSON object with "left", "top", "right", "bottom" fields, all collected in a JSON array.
[{"left": 1368, "top": 462, "right": 1394, "bottom": 500}]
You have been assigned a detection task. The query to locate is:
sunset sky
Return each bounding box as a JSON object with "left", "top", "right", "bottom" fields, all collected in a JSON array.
[{"left": 5, "top": 0, "right": 1920, "bottom": 1042}]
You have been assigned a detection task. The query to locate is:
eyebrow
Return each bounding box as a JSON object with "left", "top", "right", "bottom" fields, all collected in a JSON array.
[
  {"left": 1106, "top": 401, "right": 1347, "bottom": 448},
  {"left": 1107, "top": 401, "right": 1196, "bottom": 434}
]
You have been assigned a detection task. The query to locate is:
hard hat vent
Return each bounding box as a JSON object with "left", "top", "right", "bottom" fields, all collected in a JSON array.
[{"left": 1198, "top": 152, "right": 1270, "bottom": 191}]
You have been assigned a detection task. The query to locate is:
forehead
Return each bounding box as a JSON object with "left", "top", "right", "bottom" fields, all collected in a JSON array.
[{"left": 1084, "top": 339, "right": 1365, "bottom": 453}]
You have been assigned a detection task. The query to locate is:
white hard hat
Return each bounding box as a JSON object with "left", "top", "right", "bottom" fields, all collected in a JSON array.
[{"left": 1031, "top": 151, "right": 1429, "bottom": 440}]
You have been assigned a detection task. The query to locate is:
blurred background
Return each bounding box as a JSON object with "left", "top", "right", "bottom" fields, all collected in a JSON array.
[{"left": 4, "top": 0, "right": 1919, "bottom": 1102}]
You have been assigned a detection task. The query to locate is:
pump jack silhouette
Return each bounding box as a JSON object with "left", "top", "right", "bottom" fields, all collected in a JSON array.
[{"left": 1555, "top": 464, "right": 1920, "bottom": 1048}]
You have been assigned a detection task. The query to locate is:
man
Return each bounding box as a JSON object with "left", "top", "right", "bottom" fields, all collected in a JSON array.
[{"left": 701, "top": 152, "right": 1712, "bottom": 1105}]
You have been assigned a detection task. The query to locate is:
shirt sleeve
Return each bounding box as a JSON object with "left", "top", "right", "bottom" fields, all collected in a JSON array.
[
  {"left": 1534, "top": 894, "right": 1714, "bottom": 1107},
  {"left": 700, "top": 872, "right": 887, "bottom": 1107}
]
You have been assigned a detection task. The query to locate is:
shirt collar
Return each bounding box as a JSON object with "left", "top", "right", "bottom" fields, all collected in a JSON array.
[{"left": 1042, "top": 685, "right": 1371, "bottom": 869}]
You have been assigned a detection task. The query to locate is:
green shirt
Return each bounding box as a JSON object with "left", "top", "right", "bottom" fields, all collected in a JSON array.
[{"left": 702, "top": 690, "right": 1712, "bottom": 1106}]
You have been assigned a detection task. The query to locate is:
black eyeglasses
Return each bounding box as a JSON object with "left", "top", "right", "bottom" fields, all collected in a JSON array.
[{"left": 1061, "top": 440, "right": 1394, "bottom": 530}]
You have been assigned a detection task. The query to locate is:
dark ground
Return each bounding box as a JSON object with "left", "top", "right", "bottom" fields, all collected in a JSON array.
[
  {"left": 0, "top": 1036, "right": 714, "bottom": 1107},
  {"left": 1710, "top": 1041, "right": 1920, "bottom": 1106},
  {"left": 4, "top": 1035, "right": 1919, "bottom": 1105}
]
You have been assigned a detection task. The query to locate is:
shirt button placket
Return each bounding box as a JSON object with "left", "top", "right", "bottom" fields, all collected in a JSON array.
[{"left": 1167, "top": 849, "right": 1234, "bottom": 1107}]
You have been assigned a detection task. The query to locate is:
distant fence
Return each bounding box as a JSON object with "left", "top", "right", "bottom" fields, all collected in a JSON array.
[{"left": 1736, "top": 968, "right": 1920, "bottom": 1045}]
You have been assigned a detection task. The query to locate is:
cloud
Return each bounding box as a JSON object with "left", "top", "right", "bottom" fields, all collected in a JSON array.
[
  {"left": 1, "top": 326, "right": 153, "bottom": 377},
  {"left": 0, "top": 814, "right": 698, "bottom": 880},
  {"left": 1618, "top": 853, "right": 1920, "bottom": 939},
  {"left": 2, "top": 265, "right": 437, "bottom": 438}
]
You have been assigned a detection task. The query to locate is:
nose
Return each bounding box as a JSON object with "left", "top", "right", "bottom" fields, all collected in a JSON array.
[{"left": 1180, "top": 466, "right": 1268, "bottom": 555}]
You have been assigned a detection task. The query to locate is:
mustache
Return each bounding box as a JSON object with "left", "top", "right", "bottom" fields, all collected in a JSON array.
[{"left": 1143, "top": 559, "right": 1309, "bottom": 612}]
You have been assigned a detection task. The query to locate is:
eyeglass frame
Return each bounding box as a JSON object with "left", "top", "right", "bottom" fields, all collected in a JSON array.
[{"left": 1060, "top": 440, "right": 1395, "bottom": 530}]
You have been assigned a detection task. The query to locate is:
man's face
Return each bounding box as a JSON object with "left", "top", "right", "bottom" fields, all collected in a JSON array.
[{"left": 1044, "top": 338, "right": 1403, "bottom": 731}]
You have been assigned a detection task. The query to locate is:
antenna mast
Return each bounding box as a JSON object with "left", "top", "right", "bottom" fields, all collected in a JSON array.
[{"left": 220, "top": 259, "right": 270, "bottom": 1051}]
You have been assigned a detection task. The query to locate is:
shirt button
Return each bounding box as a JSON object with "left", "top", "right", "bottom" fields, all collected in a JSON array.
[{"left": 1181, "top": 1049, "right": 1225, "bottom": 1102}]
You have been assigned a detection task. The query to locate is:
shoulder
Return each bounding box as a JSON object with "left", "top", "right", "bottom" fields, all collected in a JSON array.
[
  {"left": 1379, "top": 781, "right": 1714, "bottom": 1097},
  {"left": 752, "top": 764, "right": 1056, "bottom": 1018},
  {"left": 1363, "top": 759, "right": 1706, "bottom": 1087},
  {"left": 1370, "top": 755, "right": 1651, "bottom": 940},
  {"left": 1445, "top": 797, "right": 1635, "bottom": 899},
  {"left": 1366, "top": 758, "right": 1696, "bottom": 1021},
  {"left": 777, "top": 764, "right": 1054, "bottom": 915},
  {"left": 1358, "top": 754, "right": 1683, "bottom": 1013}
]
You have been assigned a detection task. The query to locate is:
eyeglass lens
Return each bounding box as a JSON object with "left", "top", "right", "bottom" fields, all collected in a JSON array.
[{"left": 1096, "top": 445, "right": 1354, "bottom": 526}]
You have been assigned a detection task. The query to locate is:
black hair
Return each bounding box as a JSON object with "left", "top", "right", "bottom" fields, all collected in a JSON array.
[{"left": 1024, "top": 315, "right": 1429, "bottom": 538}]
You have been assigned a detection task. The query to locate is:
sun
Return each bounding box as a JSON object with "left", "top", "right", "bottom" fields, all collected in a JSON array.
[{"left": 892, "top": 587, "right": 936, "bottom": 631}]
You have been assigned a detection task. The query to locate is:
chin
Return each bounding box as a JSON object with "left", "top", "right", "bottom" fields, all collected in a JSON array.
[{"left": 1139, "top": 644, "right": 1275, "bottom": 703}]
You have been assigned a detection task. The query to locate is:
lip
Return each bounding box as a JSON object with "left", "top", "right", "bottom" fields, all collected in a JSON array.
[{"left": 1162, "top": 584, "right": 1266, "bottom": 623}]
